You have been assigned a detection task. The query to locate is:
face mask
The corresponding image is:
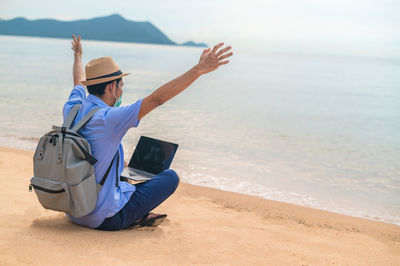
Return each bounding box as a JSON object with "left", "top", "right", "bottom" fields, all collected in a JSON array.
[
  {"left": 114, "top": 96, "right": 122, "bottom": 107},
  {"left": 113, "top": 83, "right": 123, "bottom": 107}
]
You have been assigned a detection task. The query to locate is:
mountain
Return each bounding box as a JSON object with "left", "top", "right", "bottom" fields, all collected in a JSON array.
[
  {"left": 0, "top": 14, "right": 207, "bottom": 47},
  {"left": 181, "top": 41, "right": 208, "bottom": 47}
]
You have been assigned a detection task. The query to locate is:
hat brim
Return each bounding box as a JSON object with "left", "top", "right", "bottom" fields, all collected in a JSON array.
[{"left": 81, "top": 72, "right": 130, "bottom": 86}]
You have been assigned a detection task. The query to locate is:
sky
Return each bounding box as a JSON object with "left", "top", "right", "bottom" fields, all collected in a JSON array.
[{"left": 1, "top": 0, "right": 399, "bottom": 57}]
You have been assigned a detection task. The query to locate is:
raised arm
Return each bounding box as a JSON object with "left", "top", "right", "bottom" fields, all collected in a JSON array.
[
  {"left": 71, "top": 34, "right": 85, "bottom": 86},
  {"left": 137, "top": 42, "right": 233, "bottom": 120}
]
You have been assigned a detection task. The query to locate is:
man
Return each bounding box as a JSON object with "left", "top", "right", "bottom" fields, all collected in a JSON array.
[{"left": 64, "top": 34, "right": 233, "bottom": 231}]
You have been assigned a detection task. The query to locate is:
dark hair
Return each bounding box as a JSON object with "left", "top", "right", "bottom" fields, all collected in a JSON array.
[{"left": 87, "top": 78, "right": 121, "bottom": 96}]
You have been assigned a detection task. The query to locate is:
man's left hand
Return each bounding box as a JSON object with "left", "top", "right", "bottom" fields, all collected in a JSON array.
[{"left": 195, "top": 43, "right": 233, "bottom": 75}]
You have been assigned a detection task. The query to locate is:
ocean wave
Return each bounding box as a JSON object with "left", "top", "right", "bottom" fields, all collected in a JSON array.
[
  {"left": 176, "top": 168, "right": 400, "bottom": 226},
  {"left": 0, "top": 135, "right": 38, "bottom": 151}
]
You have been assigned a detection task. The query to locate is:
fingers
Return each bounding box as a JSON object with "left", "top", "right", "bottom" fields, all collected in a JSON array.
[
  {"left": 72, "top": 34, "right": 81, "bottom": 45},
  {"left": 202, "top": 48, "right": 210, "bottom": 55},
  {"left": 211, "top": 43, "right": 233, "bottom": 65},
  {"left": 72, "top": 35, "right": 77, "bottom": 49},
  {"left": 218, "top": 60, "right": 229, "bottom": 66},
  {"left": 216, "top": 45, "right": 231, "bottom": 56},
  {"left": 71, "top": 34, "right": 82, "bottom": 52},
  {"left": 211, "top": 42, "right": 224, "bottom": 54},
  {"left": 200, "top": 48, "right": 210, "bottom": 59},
  {"left": 197, "top": 42, "right": 232, "bottom": 73},
  {"left": 218, "top": 52, "right": 233, "bottom": 61}
]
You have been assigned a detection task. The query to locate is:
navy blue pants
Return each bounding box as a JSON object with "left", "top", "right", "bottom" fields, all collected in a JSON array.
[{"left": 96, "top": 169, "right": 179, "bottom": 231}]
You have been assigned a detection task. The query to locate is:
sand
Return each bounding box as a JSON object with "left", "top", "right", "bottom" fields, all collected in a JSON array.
[{"left": 0, "top": 146, "right": 399, "bottom": 265}]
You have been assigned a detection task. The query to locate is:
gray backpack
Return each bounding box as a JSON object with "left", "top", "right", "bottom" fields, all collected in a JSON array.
[{"left": 29, "top": 104, "right": 117, "bottom": 217}]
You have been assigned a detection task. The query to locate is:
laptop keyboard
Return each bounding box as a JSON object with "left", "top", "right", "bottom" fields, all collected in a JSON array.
[{"left": 127, "top": 168, "right": 154, "bottom": 179}]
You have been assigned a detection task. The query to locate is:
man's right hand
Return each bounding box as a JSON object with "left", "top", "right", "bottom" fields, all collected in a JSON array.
[
  {"left": 71, "top": 34, "right": 82, "bottom": 57},
  {"left": 71, "top": 34, "right": 85, "bottom": 86}
]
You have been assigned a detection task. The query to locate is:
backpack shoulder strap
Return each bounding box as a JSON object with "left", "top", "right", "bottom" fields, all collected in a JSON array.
[
  {"left": 71, "top": 107, "right": 100, "bottom": 132},
  {"left": 99, "top": 151, "right": 119, "bottom": 186},
  {"left": 62, "top": 104, "right": 81, "bottom": 129}
]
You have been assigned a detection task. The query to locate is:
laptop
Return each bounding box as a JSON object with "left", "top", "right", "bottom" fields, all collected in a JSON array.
[{"left": 120, "top": 136, "right": 179, "bottom": 184}]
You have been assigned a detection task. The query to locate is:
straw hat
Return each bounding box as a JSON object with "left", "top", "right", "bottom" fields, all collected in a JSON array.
[{"left": 81, "top": 57, "right": 130, "bottom": 86}]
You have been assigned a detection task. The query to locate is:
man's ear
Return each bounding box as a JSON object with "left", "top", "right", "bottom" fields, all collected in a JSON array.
[
  {"left": 111, "top": 81, "right": 118, "bottom": 92},
  {"left": 106, "top": 82, "right": 115, "bottom": 94}
]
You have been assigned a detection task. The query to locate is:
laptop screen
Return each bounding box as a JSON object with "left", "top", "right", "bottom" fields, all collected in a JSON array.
[{"left": 128, "top": 136, "right": 179, "bottom": 175}]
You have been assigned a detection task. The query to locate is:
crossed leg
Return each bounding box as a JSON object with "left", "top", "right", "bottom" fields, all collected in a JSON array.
[{"left": 96, "top": 169, "right": 179, "bottom": 231}]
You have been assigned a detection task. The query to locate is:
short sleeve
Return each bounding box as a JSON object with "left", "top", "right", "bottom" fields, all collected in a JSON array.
[
  {"left": 104, "top": 99, "right": 143, "bottom": 138},
  {"left": 63, "top": 85, "right": 86, "bottom": 119}
]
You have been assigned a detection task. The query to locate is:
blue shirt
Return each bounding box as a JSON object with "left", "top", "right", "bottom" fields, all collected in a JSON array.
[{"left": 63, "top": 85, "right": 143, "bottom": 228}]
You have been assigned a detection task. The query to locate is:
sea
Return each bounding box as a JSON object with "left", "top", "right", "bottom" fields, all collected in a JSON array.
[{"left": 0, "top": 35, "right": 399, "bottom": 225}]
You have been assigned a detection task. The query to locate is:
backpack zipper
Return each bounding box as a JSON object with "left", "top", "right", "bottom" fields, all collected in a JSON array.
[{"left": 29, "top": 184, "right": 65, "bottom": 193}]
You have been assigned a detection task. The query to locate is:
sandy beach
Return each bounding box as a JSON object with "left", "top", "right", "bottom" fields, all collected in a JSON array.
[{"left": 0, "top": 146, "right": 399, "bottom": 265}]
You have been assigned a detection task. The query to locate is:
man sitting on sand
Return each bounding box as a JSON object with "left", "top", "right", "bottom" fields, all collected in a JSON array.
[{"left": 64, "top": 34, "right": 233, "bottom": 230}]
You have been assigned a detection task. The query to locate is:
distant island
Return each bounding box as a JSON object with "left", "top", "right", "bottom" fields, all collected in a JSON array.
[{"left": 0, "top": 14, "right": 208, "bottom": 47}]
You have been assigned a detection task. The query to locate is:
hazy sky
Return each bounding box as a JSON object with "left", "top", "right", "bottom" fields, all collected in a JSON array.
[{"left": 1, "top": 0, "right": 399, "bottom": 57}]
